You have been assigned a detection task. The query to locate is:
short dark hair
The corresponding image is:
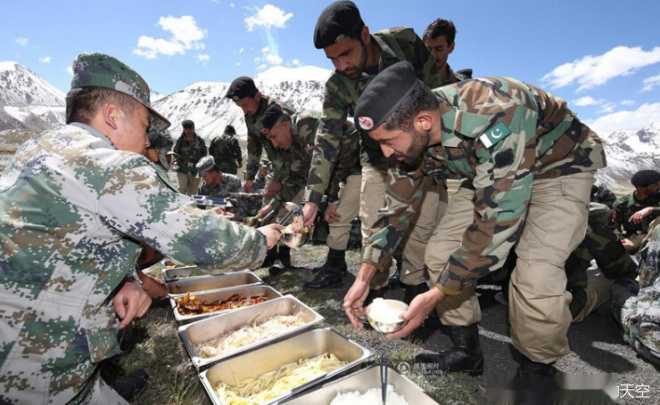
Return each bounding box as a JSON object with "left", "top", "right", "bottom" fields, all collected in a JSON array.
[
  {"left": 66, "top": 87, "right": 140, "bottom": 125},
  {"left": 382, "top": 82, "right": 439, "bottom": 131},
  {"left": 313, "top": 1, "right": 365, "bottom": 49},
  {"left": 631, "top": 170, "right": 660, "bottom": 188},
  {"left": 423, "top": 18, "right": 456, "bottom": 45}
]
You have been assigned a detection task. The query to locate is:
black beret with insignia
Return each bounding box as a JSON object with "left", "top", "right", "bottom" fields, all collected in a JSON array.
[{"left": 225, "top": 76, "right": 258, "bottom": 101}]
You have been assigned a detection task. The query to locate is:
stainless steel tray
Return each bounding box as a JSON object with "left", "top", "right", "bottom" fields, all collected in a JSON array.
[
  {"left": 162, "top": 265, "right": 208, "bottom": 282},
  {"left": 199, "top": 327, "right": 372, "bottom": 405},
  {"left": 171, "top": 284, "right": 282, "bottom": 323},
  {"left": 285, "top": 364, "right": 439, "bottom": 404},
  {"left": 167, "top": 270, "right": 262, "bottom": 297},
  {"left": 178, "top": 295, "right": 324, "bottom": 370}
]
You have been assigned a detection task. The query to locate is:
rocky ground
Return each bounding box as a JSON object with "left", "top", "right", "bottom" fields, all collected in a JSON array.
[{"left": 113, "top": 244, "right": 659, "bottom": 405}]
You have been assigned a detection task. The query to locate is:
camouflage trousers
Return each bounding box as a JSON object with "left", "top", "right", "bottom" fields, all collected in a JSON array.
[
  {"left": 360, "top": 165, "right": 446, "bottom": 287},
  {"left": 69, "top": 370, "right": 128, "bottom": 405},
  {"left": 426, "top": 172, "right": 594, "bottom": 363},
  {"left": 327, "top": 174, "right": 361, "bottom": 251},
  {"left": 176, "top": 172, "right": 200, "bottom": 195}
]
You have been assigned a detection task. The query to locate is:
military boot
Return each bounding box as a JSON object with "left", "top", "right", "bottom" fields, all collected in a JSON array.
[
  {"left": 511, "top": 352, "right": 559, "bottom": 405},
  {"left": 414, "top": 324, "right": 483, "bottom": 375},
  {"left": 304, "top": 249, "right": 346, "bottom": 289},
  {"left": 109, "top": 369, "right": 149, "bottom": 401},
  {"left": 261, "top": 247, "right": 278, "bottom": 268}
]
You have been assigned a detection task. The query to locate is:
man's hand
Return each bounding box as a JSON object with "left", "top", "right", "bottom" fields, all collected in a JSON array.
[
  {"left": 214, "top": 207, "right": 236, "bottom": 219},
  {"left": 258, "top": 223, "right": 283, "bottom": 249},
  {"left": 621, "top": 238, "right": 636, "bottom": 252},
  {"left": 387, "top": 287, "right": 444, "bottom": 339},
  {"left": 303, "top": 202, "right": 319, "bottom": 227},
  {"left": 629, "top": 207, "right": 654, "bottom": 224},
  {"left": 263, "top": 180, "right": 282, "bottom": 199},
  {"left": 324, "top": 202, "right": 340, "bottom": 223},
  {"left": 257, "top": 203, "right": 273, "bottom": 219},
  {"left": 137, "top": 270, "right": 167, "bottom": 299},
  {"left": 244, "top": 180, "right": 254, "bottom": 193},
  {"left": 113, "top": 280, "right": 152, "bottom": 329},
  {"left": 343, "top": 263, "right": 377, "bottom": 329}
]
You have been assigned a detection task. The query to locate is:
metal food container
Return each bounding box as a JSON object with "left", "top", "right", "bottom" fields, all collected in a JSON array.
[
  {"left": 199, "top": 327, "right": 372, "bottom": 405},
  {"left": 171, "top": 284, "right": 282, "bottom": 323},
  {"left": 162, "top": 265, "right": 208, "bottom": 282},
  {"left": 167, "top": 270, "right": 262, "bottom": 296},
  {"left": 178, "top": 295, "right": 324, "bottom": 370},
  {"left": 285, "top": 365, "right": 439, "bottom": 404}
]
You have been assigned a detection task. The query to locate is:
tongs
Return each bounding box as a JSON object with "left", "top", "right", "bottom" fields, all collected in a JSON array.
[{"left": 379, "top": 353, "right": 388, "bottom": 405}]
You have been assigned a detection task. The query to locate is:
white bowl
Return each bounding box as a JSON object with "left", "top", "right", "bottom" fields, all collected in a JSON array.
[{"left": 366, "top": 298, "right": 408, "bottom": 333}]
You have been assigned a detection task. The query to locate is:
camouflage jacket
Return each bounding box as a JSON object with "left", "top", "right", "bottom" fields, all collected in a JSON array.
[
  {"left": 622, "top": 218, "right": 660, "bottom": 365},
  {"left": 304, "top": 27, "right": 449, "bottom": 205},
  {"left": 363, "top": 78, "right": 606, "bottom": 294},
  {"left": 613, "top": 192, "right": 660, "bottom": 240},
  {"left": 209, "top": 133, "right": 242, "bottom": 173},
  {"left": 0, "top": 124, "right": 267, "bottom": 403},
  {"left": 268, "top": 114, "right": 319, "bottom": 212},
  {"left": 199, "top": 173, "right": 242, "bottom": 197},
  {"left": 173, "top": 132, "right": 207, "bottom": 175},
  {"left": 245, "top": 95, "right": 293, "bottom": 182}
]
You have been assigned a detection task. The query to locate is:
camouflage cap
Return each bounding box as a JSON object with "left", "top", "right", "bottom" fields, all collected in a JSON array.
[
  {"left": 224, "top": 124, "right": 236, "bottom": 135},
  {"left": 182, "top": 119, "right": 195, "bottom": 129},
  {"left": 69, "top": 53, "right": 170, "bottom": 131},
  {"left": 225, "top": 76, "right": 258, "bottom": 101},
  {"left": 261, "top": 103, "right": 287, "bottom": 130},
  {"left": 354, "top": 61, "right": 423, "bottom": 132},
  {"left": 197, "top": 155, "right": 219, "bottom": 177},
  {"left": 313, "top": 1, "right": 365, "bottom": 49}
]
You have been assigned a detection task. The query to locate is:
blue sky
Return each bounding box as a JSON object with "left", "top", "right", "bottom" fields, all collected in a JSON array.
[{"left": 3, "top": 0, "right": 659, "bottom": 134}]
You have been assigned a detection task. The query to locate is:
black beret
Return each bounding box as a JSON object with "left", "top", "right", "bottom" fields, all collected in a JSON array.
[
  {"left": 182, "top": 119, "right": 195, "bottom": 129},
  {"left": 148, "top": 129, "right": 173, "bottom": 149},
  {"left": 354, "top": 61, "right": 422, "bottom": 132},
  {"left": 313, "top": 1, "right": 364, "bottom": 49},
  {"left": 224, "top": 124, "right": 236, "bottom": 135},
  {"left": 261, "top": 103, "right": 286, "bottom": 130},
  {"left": 631, "top": 169, "right": 660, "bottom": 187},
  {"left": 225, "top": 76, "right": 258, "bottom": 101}
]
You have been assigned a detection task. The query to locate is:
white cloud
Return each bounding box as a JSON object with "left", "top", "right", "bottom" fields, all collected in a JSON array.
[
  {"left": 598, "top": 102, "right": 616, "bottom": 114},
  {"left": 291, "top": 58, "right": 301, "bottom": 66},
  {"left": 542, "top": 46, "right": 660, "bottom": 91},
  {"left": 254, "top": 47, "right": 283, "bottom": 67},
  {"left": 197, "top": 53, "right": 210, "bottom": 63},
  {"left": 573, "top": 96, "right": 601, "bottom": 107},
  {"left": 642, "top": 73, "right": 660, "bottom": 92},
  {"left": 39, "top": 56, "right": 52, "bottom": 64},
  {"left": 621, "top": 99, "right": 636, "bottom": 106},
  {"left": 244, "top": 4, "right": 293, "bottom": 31},
  {"left": 66, "top": 65, "right": 73, "bottom": 76},
  {"left": 588, "top": 102, "right": 660, "bottom": 134},
  {"left": 15, "top": 37, "right": 29, "bottom": 46},
  {"left": 238, "top": 47, "right": 244, "bottom": 55},
  {"left": 134, "top": 16, "right": 207, "bottom": 59}
]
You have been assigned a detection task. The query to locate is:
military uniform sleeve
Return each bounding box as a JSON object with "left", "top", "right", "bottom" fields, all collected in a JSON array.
[
  {"left": 361, "top": 165, "right": 428, "bottom": 272},
  {"left": 246, "top": 131, "right": 262, "bottom": 181},
  {"left": 98, "top": 159, "right": 267, "bottom": 271},
  {"left": 304, "top": 76, "right": 350, "bottom": 205},
  {"left": 436, "top": 141, "right": 531, "bottom": 295}
]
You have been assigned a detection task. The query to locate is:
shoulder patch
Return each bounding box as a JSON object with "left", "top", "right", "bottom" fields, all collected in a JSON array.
[{"left": 479, "top": 122, "right": 511, "bottom": 148}]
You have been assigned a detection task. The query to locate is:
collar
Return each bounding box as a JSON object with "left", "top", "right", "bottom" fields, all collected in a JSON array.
[{"left": 70, "top": 122, "right": 116, "bottom": 149}]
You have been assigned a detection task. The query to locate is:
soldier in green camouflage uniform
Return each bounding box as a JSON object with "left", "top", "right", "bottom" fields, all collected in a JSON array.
[
  {"left": 302, "top": 1, "right": 453, "bottom": 299},
  {"left": 253, "top": 160, "right": 271, "bottom": 192},
  {"left": 225, "top": 77, "right": 292, "bottom": 195},
  {"left": 0, "top": 53, "right": 281, "bottom": 404},
  {"left": 196, "top": 156, "right": 242, "bottom": 197},
  {"left": 344, "top": 62, "right": 605, "bottom": 397},
  {"left": 423, "top": 18, "right": 472, "bottom": 84},
  {"left": 173, "top": 119, "right": 207, "bottom": 195},
  {"left": 209, "top": 124, "right": 242, "bottom": 175}
]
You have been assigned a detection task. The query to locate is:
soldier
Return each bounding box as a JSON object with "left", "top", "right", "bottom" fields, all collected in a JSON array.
[
  {"left": 173, "top": 119, "right": 207, "bottom": 195},
  {"left": 146, "top": 128, "right": 174, "bottom": 171},
  {"left": 302, "top": 0, "right": 451, "bottom": 302},
  {"left": 196, "top": 155, "right": 242, "bottom": 197},
  {"left": 423, "top": 18, "right": 472, "bottom": 83},
  {"left": 209, "top": 124, "right": 242, "bottom": 175},
  {"left": 344, "top": 62, "right": 605, "bottom": 400},
  {"left": 612, "top": 169, "right": 660, "bottom": 253},
  {"left": 0, "top": 53, "right": 282, "bottom": 404},
  {"left": 253, "top": 160, "right": 271, "bottom": 192},
  {"left": 225, "top": 76, "right": 291, "bottom": 197}
]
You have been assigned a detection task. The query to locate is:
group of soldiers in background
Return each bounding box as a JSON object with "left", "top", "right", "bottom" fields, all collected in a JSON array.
[{"left": 1, "top": 1, "right": 659, "bottom": 404}]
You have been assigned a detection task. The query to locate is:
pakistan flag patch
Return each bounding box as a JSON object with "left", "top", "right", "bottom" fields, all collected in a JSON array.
[{"left": 479, "top": 122, "right": 511, "bottom": 148}]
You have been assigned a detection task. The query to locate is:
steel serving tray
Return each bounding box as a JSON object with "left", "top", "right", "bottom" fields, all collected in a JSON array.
[
  {"left": 171, "top": 284, "right": 282, "bottom": 323},
  {"left": 178, "top": 295, "right": 324, "bottom": 370},
  {"left": 285, "top": 364, "right": 438, "bottom": 404},
  {"left": 199, "top": 327, "right": 372, "bottom": 405},
  {"left": 167, "top": 270, "right": 262, "bottom": 297}
]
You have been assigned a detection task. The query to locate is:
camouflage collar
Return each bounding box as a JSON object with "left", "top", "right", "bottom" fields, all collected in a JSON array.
[
  {"left": 440, "top": 107, "right": 495, "bottom": 148},
  {"left": 70, "top": 122, "right": 116, "bottom": 150},
  {"left": 371, "top": 33, "right": 399, "bottom": 71},
  {"left": 256, "top": 95, "right": 271, "bottom": 117}
]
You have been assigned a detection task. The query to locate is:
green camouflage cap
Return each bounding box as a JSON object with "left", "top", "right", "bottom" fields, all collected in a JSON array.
[
  {"left": 196, "top": 155, "right": 219, "bottom": 177},
  {"left": 69, "top": 53, "right": 170, "bottom": 131}
]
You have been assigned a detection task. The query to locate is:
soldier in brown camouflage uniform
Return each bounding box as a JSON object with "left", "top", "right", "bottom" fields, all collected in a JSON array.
[{"left": 344, "top": 62, "right": 605, "bottom": 401}]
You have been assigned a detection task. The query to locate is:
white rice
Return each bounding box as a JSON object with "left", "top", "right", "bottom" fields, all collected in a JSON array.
[{"left": 330, "top": 384, "right": 409, "bottom": 405}]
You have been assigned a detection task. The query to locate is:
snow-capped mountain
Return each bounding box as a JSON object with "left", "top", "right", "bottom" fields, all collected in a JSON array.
[
  {"left": 596, "top": 123, "right": 660, "bottom": 193},
  {"left": 0, "top": 61, "right": 65, "bottom": 132},
  {"left": 154, "top": 65, "right": 330, "bottom": 143}
]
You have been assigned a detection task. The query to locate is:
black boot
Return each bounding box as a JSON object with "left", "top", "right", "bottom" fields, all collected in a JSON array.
[
  {"left": 261, "top": 248, "right": 277, "bottom": 268},
  {"left": 109, "top": 369, "right": 149, "bottom": 402},
  {"left": 414, "top": 324, "right": 483, "bottom": 375},
  {"left": 269, "top": 246, "right": 293, "bottom": 277},
  {"left": 403, "top": 283, "right": 428, "bottom": 304},
  {"left": 511, "top": 353, "right": 559, "bottom": 405},
  {"left": 304, "top": 249, "right": 346, "bottom": 289}
]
